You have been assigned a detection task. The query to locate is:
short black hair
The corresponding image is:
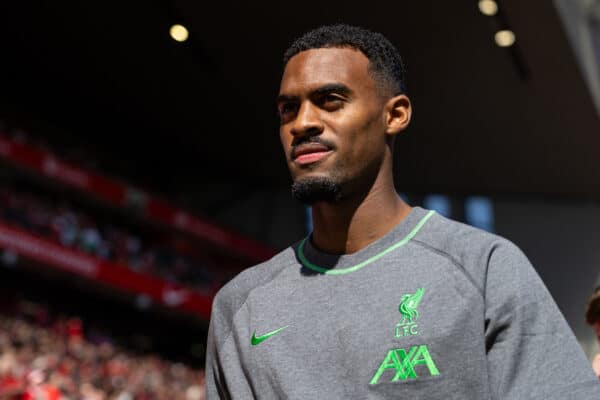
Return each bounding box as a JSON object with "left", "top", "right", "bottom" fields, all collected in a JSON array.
[{"left": 283, "top": 24, "right": 407, "bottom": 96}]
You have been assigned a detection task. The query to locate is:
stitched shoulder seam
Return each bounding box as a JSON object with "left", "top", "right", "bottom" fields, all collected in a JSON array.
[{"left": 410, "top": 239, "right": 484, "bottom": 298}]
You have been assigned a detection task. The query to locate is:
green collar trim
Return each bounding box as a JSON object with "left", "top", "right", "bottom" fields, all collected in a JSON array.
[{"left": 298, "top": 210, "right": 435, "bottom": 275}]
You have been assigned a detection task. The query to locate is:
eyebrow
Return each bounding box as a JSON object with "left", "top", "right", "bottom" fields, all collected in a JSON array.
[
  {"left": 312, "top": 83, "right": 353, "bottom": 97},
  {"left": 276, "top": 94, "right": 297, "bottom": 105},
  {"left": 276, "top": 82, "right": 354, "bottom": 104}
]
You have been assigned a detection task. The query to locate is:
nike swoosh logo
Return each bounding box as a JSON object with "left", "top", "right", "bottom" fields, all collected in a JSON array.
[{"left": 251, "top": 325, "right": 289, "bottom": 346}]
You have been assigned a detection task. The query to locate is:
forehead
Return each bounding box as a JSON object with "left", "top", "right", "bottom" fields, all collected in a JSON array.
[{"left": 279, "top": 47, "right": 375, "bottom": 95}]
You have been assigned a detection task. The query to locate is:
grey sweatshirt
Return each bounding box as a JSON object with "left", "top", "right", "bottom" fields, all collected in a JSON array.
[{"left": 206, "top": 207, "right": 600, "bottom": 399}]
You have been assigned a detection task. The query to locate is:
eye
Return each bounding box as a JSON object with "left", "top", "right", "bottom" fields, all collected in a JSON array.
[
  {"left": 320, "top": 94, "right": 344, "bottom": 110},
  {"left": 279, "top": 103, "right": 297, "bottom": 114},
  {"left": 278, "top": 102, "right": 298, "bottom": 123}
]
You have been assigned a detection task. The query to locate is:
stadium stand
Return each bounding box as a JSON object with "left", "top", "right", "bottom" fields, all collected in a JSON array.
[
  {"left": 0, "top": 121, "right": 276, "bottom": 399},
  {"left": 0, "top": 295, "right": 205, "bottom": 400},
  {"left": 0, "top": 180, "right": 219, "bottom": 293},
  {"left": 0, "top": 124, "right": 274, "bottom": 320},
  {"left": 0, "top": 129, "right": 274, "bottom": 261}
]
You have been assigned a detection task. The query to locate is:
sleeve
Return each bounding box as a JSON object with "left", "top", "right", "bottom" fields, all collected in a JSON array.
[
  {"left": 484, "top": 241, "right": 600, "bottom": 399},
  {"left": 205, "top": 288, "right": 254, "bottom": 400},
  {"left": 205, "top": 309, "right": 231, "bottom": 400}
]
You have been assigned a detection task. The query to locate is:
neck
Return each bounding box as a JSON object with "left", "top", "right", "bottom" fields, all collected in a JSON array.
[{"left": 310, "top": 168, "right": 412, "bottom": 254}]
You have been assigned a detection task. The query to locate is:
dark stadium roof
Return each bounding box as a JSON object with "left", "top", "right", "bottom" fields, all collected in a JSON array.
[{"left": 1, "top": 0, "right": 599, "bottom": 200}]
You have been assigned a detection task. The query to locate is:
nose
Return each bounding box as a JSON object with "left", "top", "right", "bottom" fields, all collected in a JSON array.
[{"left": 290, "top": 101, "right": 324, "bottom": 138}]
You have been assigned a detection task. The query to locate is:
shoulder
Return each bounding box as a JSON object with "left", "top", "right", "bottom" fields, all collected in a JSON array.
[
  {"left": 411, "top": 211, "right": 528, "bottom": 295},
  {"left": 413, "top": 210, "right": 523, "bottom": 263},
  {"left": 211, "top": 245, "right": 299, "bottom": 323}
]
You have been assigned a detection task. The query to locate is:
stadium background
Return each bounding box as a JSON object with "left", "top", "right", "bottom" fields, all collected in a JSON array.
[{"left": 1, "top": 0, "right": 600, "bottom": 398}]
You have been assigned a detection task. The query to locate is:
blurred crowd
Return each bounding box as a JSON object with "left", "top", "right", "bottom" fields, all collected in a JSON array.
[
  {"left": 0, "top": 301, "right": 205, "bottom": 400},
  {"left": 0, "top": 183, "right": 221, "bottom": 294}
]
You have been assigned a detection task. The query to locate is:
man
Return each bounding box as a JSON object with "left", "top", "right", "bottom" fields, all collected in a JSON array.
[
  {"left": 585, "top": 286, "right": 600, "bottom": 377},
  {"left": 206, "top": 25, "right": 600, "bottom": 398}
]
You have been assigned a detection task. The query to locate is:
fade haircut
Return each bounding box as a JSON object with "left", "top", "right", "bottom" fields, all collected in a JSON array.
[{"left": 283, "top": 24, "right": 407, "bottom": 96}]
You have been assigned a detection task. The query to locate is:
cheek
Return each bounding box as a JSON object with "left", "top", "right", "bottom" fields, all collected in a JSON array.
[
  {"left": 346, "top": 110, "right": 386, "bottom": 157},
  {"left": 279, "top": 128, "right": 291, "bottom": 154}
]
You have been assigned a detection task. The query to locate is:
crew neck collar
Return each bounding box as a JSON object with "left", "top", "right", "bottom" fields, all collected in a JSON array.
[{"left": 298, "top": 207, "right": 433, "bottom": 275}]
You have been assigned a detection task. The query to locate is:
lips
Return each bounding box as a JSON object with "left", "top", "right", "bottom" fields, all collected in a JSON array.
[{"left": 292, "top": 142, "right": 333, "bottom": 165}]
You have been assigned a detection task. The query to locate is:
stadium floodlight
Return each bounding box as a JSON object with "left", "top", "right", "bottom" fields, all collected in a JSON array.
[
  {"left": 494, "top": 30, "right": 516, "bottom": 47},
  {"left": 478, "top": 0, "right": 498, "bottom": 16},
  {"left": 170, "top": 24, "right": 189, "bottom": 42}
]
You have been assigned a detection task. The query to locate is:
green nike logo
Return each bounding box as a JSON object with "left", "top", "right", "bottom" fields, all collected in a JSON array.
[{"left": 251, "top": 325, "right": 289, "bottom": 346}]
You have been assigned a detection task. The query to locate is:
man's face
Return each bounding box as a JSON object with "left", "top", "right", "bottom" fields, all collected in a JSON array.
[{"left": 277, "top": 47, "right": 389, "bottom": 203}]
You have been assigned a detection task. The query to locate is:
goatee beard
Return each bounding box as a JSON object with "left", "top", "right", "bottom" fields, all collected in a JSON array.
[{"left": 291, "top": 176, "right": 342, "bottom": 204}]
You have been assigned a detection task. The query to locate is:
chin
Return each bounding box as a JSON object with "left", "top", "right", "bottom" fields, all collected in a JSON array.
[{"left": 290, "top": 175, "right": 342, "bottom": 204}]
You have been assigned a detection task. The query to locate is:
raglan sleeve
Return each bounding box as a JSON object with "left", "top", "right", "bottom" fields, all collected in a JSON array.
[
  {"left": 205, "top": 297, "right": 230, "bottom": 400},
  {"left": 484, "top": 240, "right": 600, "bottom": 399},
  {"left": 205, "top": 285, "right": 253, "bottom": 400}
]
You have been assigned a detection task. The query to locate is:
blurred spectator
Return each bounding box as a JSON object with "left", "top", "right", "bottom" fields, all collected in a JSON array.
[
  {"left": 79, "top": 217, "right": 103, "bottom": 255},
  {"left": 51, "top": 205, "right": 79, "bottom": 248}
]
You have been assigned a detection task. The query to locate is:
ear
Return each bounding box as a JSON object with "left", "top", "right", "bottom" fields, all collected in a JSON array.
[{"left": 384, "top": 94, "right": 411, "bottom": 136}]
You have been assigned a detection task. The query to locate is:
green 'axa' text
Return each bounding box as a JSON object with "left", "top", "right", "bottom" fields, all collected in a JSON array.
[{"left": 370, "top": 345, "right": 440, "bottom": 384}]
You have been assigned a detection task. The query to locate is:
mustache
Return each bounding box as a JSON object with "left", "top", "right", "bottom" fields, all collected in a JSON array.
[{"left": 289, "top": 136, "right": 336, "bottom": 158}]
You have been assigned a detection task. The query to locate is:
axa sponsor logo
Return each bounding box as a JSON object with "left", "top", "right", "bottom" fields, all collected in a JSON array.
[{"left": 370, "top": 345, "right": 440, "bottom": 384}]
